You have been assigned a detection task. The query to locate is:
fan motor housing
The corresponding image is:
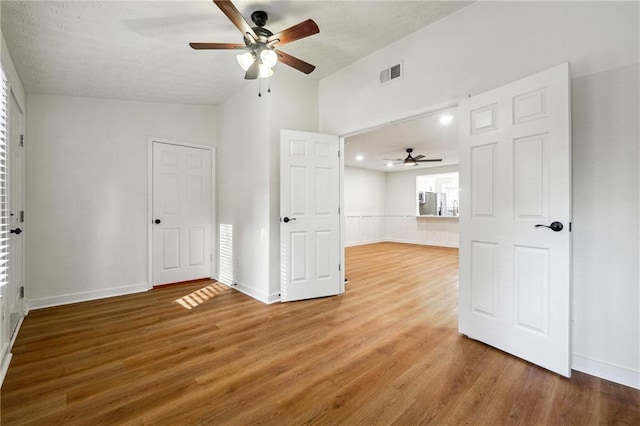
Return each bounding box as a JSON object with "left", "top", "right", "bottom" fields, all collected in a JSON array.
[
  {"left": 244, "top": 11, "right": 273, "bottom": 44},
  {"left": 251, "top": 10, "right": 268, "bottom": 27}
]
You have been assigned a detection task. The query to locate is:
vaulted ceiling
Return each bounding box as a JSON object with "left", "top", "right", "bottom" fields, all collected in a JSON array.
[{"left": 1, "top": 1, "right": 471, "bottom": 106}]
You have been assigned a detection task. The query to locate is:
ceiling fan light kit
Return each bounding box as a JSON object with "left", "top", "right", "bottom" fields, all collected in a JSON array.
[
  {"left": 191, "top": 0, "right": 320, "bottom": 96},
  {"left": 236, "top": 51, "right": 255, "bottom": 71}
]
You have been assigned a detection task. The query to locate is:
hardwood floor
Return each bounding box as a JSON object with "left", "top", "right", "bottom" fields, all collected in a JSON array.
[{"left": 2, "top": 242, "right": 639, "bottom": 424}]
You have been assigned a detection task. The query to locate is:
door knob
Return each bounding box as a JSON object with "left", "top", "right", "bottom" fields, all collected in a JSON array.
[
  {"left": 154, "top": 219, "right": 161, "bottom": 224},
  {"left": 282, "top": 217, "right": 296, "bottom": 223},
  {"left": 535, "top": 221, "right": 563, "bottom": 232},
  {"left": 10, "top": 228, "right": 22, "bottom": 235}
]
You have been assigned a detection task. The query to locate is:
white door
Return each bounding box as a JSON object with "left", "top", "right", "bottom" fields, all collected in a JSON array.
[
  {"left": 8, "top": 91, "right": 25, "bottom": 338},
  {"left": 458, "top": 63, "right": 572, "bottom": 377},
  {"left": 280, "top": 130, "right": 342, "bottom": 301},
  {"left": 152, "top": 142, "right": 212, "bottom": 286}
]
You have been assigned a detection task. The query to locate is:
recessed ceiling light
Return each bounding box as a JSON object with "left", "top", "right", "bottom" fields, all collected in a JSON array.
[
  {"left": 440, "top": 114, "right": 454, "bottom": 125},
  {"left": 386, "top": 162, "right": 394, "bottom": 167},
  {"left": 355, "top": 155, "right": 364, "bottom": 161}
]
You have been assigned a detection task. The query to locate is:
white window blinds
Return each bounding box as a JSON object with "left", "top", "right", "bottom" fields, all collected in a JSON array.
[{"left": 0, "top": 68, "right": 8, "bottom": 289}]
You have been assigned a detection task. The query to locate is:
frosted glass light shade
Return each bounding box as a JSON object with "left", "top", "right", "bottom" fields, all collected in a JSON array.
[
  {"left": 260, "top": 49, "right": 278, "bottom": 68},
  {"left": 259, "top": 64, "right": 274, "bottom": 79},
  {"left": 236, "top": 52, "right": 255, "bottom": 71}
]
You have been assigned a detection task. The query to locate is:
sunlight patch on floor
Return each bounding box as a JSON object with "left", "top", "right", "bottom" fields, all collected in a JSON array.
[{"left": 175, "top": 283, "right": 229, "bottom": 310}]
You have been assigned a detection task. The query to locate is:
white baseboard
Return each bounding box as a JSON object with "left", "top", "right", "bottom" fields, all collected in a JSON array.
[
  {"left": 1, "top": 352, "right": 13, "bottom": 388},
  {"left": 572, "top": 353, "right": 639, "bottom": 389},
  {"left": 0, "top": 315, "right": 25, "bottom": 389},
  {"left": 385, "top": 238, "right": 459, "bottom": 248},
  {"left": 230, "top": 280, "right": 276, "bottom": 304},
  {"left": 345, "top": 239, "right": 385, "bottom": 247},
  {"left": 27, "top": 282, "right": 150, "bottom": 310},
  {"left": 267, "top": 292, "right": 281, "bottom": 304}
]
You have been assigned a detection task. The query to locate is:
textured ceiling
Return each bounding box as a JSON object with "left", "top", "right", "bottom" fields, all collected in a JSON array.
[{"left": 1, "top": 0, "right": 471, "bottom": 106}]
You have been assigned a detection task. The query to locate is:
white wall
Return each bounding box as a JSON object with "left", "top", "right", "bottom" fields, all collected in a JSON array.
[
  {"left": 217, "top": 82, "right": 270, "bottom": 302},
  {"left": 345, "top": 165, "right": 460, "bottom": 247},
  {"left": 571, "top": 64, "right": 639, "bottom": 387},
  {"left": 344, "top": 166, "right": 386, "bottom": 246},
  {"left": 217, "top": 70, "right": 318, "bottom": 303},
  {"left": 320, "top": 1, "right": 639, "bottom": 135},
  {"left": 26, "top": 94, "right": 217, "bottom": 308},
  {"left": 320, "top": 2, "right": 639, "bottom": 388},
  {"left": 345, "top": 166, "right": 386, "bottom": 214}
]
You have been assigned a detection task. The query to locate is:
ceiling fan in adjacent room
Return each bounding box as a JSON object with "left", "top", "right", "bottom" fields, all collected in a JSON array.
[
  {"left": 190, "top": 0, "right": 319, "bottom": 80},
  {"left": 385, "top": 148, "right": 443, "bottom": 167}
]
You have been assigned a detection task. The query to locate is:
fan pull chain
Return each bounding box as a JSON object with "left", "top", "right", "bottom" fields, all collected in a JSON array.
[{"left": 257, "top": 78, "right": 273, "bottom": 97}]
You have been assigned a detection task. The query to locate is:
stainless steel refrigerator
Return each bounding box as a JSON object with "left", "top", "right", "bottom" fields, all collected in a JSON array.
[{"left": 419, "top": 191, "right": 438, "bottom": 215}]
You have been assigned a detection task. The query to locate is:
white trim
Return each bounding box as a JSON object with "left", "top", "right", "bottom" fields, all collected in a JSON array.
[
  {"left": 0, "top": 352, "right": 13, "bottom": 388},
  {"left": 385, "top": 239, "right": 459, "bottom": 248},
  {"left": 27, "top": 282, "right": 149, "bottom": 310},
  {"left": 339, "top": 137, "right": 345, "bottom": 294},
  {"left": 0, "top": 315, "right": 24, "bottom": 388},
  {"left": 147, "top": 138, "right": 216, "bottom": 288},
  {"left": 572, "top": 353, "right": 640, "bottom": 390},
  {"left": 339, "top": 103, "right": 459, "bottom": 140},
  {"left": 230, "top": 280, "right": 279, "bottom": 304}
]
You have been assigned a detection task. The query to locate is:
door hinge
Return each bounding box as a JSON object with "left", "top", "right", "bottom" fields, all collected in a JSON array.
[
  {"left": 569, "top": 222, "right": 572, "bottom": 232},
  {"left": 338, "top": 264, "right": 341, "bottom": 271},
  {"left": 338, "top": 207, "right": 340, "bottom": 214},
  {"left": 19, "top": 286, "right": 24, "bottom": 299},
  {"left": 20, "top": 210, "right": 24, "bottom": 223},
  {"left": 338, "top": 150, "right": 340, "bottom": 158},
  {"left": 19, "top": 134, "right": 24, "bottom": 147}
]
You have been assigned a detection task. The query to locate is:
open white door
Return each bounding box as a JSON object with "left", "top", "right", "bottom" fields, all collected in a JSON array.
[
  {"left": 458, "top": 63, "right": 572, "bottom": 377},
  {"left": 280, "top": 130, "right": 342, "bottom": 302},
  {"left": 8, "top": 91, "right": 25, "bottom": 339}
]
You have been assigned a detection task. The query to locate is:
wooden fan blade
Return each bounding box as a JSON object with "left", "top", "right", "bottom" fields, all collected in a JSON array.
[
  {"left": 190, "top": 42, "right": 245, "bottom": 50},
  {"left": 213, "top": 0, "right": 257, "bottom": 40},
  {"left": 413, "top": 154, "right": 425, "bottom": 160},
  {"left": 245, "top": 61, "right": 259, "bottom": 80},
  {"left": 416, "top": 159, "right": 443, "bottom": 162},
  {"left": 275, "top": 50, "right": 316, "bottom": 74},
  {"left": 267, "top": 19, "right": 319, "bottom": 46}
]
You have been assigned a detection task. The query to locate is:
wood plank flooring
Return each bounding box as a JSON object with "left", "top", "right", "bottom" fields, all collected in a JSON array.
[{"left": 2, "top": 242, "right": 639, "bottom": 425}]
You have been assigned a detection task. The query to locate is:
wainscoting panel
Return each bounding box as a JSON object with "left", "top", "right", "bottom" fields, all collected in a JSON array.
[
  {"left": 346, "top": 213, "right": 459, "bottom": 248},
  {"left": 345, "top": 214, "right": 386, "bottom": 246}
]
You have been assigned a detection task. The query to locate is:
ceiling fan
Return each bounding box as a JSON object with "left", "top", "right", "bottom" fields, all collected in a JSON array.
[
  {"left": 190, "top": 0, "right": 319, "bottom": 80},
  {"left": 385, "top": 148, "right": 443, "bottom": 166}
]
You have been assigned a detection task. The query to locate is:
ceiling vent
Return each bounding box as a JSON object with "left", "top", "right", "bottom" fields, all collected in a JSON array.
[{"left": 379, "top": 62, "right": 403, "bottom": 85}]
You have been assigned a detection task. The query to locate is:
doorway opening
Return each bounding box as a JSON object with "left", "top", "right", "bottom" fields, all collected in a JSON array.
[{"left": 342, "top": 105, "right": 460, "bottom": 251}]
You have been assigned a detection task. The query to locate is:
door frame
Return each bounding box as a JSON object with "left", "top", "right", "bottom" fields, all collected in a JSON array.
[
  {"left": 337, "top": 103, "right": 458, "bottom": 285},
  {"left": 147, "top": 137, "right": 216, "bottom": 290},
  {"left": 8, "top": 87, "right": 26, "bottom": 332}
]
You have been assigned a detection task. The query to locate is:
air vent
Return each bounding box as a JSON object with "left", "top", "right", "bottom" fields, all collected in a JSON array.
[{"left": 379, "top": 62, "right": 403, "bottom": 85}]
